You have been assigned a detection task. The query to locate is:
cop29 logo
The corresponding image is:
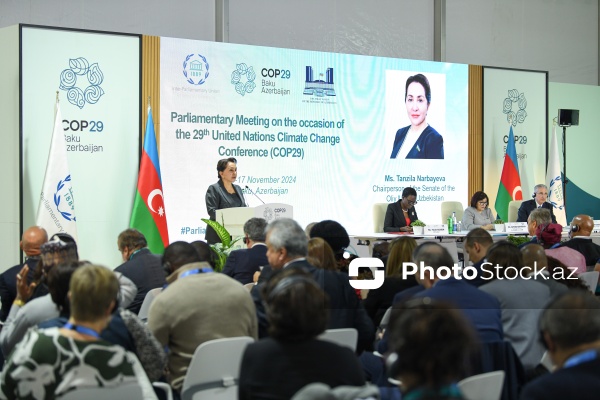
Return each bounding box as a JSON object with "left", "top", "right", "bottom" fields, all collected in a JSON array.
[
  {"left": 59, "top": 57, "right": 105, "bottom": 109},
  {"left": 231, "top": 63, "right": 256, "bottom": 96},
  {"left": 183, "top": 54, "right": 210, "bottom": 85}
]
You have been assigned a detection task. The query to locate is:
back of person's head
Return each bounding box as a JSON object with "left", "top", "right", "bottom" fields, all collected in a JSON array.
[
  {"left": 535, "top": 223, "right": 562, "bottom": 248},
  {"left": 117, "top": 228, "right": 147, "bottom": 251},
  {"left": 307, "top": 237, "right": 337, "bottom": 271},
  {"left": 70, "top": 265, "right": 119, "bottom": 323},
  {"left": 304, "top": 222, "right": 318, "bottom": 238},
  {"left": 262, "top": 268, "right": 329, "bottom": 342},
  {"left": 387, "top": 298, "right": 477, "bottom": 389},
  {"left": 372, "top": 241, "right": 390, "bottom": 260},
  {"left": 412, "top": 242, "right": 454, "bottom": 271},
  {"left": 529, "top": 208, "right": 552, "bottom": 226},
  {"left": 309, "top": 220, "right": 350, "bottom": 258},
  {"left": 244, "top": 218, "right": 267, "bottom": 242},
  {"left": 47, "top": 261, "right": 89, "bottom": 315},
  {"left": 485, "top": 240, "right": 523, "bottom": 279},
  {"left": 190, "top": 240, "right": 216, "bottom": 268},
  {"left": 540, "top": 291, "right": 600, "bottom": 350},
  {"left": 387, "top": 236, "right": 417, "bottom": 278},
  {"left": 20, "top": 226, "right": 48, "bottom": 256},
  {"left": 40, "top": 233, "right": 79, "bottom": 272},
  {"left": 465, "top": 228, "right": 493, "bottom": 249},
  {"left": 163, "top": 241, "right": 202, "bottom": 273},
  {"left": 267, "top": 218, "right": 307, "bottom": 258},
  {"left": 520, "top": 243, "right": 548, "bottom": 271}
]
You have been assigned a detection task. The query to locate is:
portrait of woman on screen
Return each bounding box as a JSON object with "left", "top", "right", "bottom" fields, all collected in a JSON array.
[{"left": 390, "top": 73, "right": 444, "bottom": 159}]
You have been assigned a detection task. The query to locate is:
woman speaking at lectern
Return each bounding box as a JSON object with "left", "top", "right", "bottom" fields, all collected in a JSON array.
[{"left": 205, "top": 157, "right": 247, "bottom": 244}]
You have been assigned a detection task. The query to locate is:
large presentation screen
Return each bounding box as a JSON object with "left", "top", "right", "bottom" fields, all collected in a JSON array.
[{"left": 160, "top": 37, "right": 468, "bottom": 240}]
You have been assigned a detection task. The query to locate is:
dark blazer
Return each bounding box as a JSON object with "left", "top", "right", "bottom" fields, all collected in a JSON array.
[
  {"left": 238, "top": 337, "right": 365, "bottom": 400},
  {"left": 253, "top": 259, "right": 375, "bottom": 353},
  {"left": 390, "top": 125, "right": 444, "bottom": 159},
  {"left": 558, "top": 237, "right": 600, "bottom": 266},
  {"left": 521, "top": 354, "right": 600, "bottom": 400},
  {"left": 384, "top": 202, "right": 418, "bottom": 232},
  {"left": 516, "top": 199, "right": 557, "bottom": 223},
  {"left": 414, "top": 278, "right": 503, "bottom": 343},
  {"left": 222, "top": 244, "right": 268, "bottom": 285},
  {"left": 205, "top": 180, "right": 247, "bottom": 244},
  {"left": 114, "top": 248, "right": 165, "bottom": 315}
]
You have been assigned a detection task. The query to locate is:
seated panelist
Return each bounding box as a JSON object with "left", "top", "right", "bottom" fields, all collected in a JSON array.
[
  {"left": 462, "top": 191, "right": 494, "bottom": 231},
  {"left": 384, "top": 187, "right": 418, "bottom": 233},
  {"left": 517, "top": 184, "right": 557, "bottom": 224}
]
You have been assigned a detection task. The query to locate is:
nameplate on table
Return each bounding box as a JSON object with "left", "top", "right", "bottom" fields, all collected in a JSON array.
[
  {"left": 424, "top": 225, "right": 448, "bottom": 235},
  {"left": 505, "top": 222, "right": 528, "bottom": 233},
  {"left": 593, "top": 220, "right": 600, "bottom": 234}
]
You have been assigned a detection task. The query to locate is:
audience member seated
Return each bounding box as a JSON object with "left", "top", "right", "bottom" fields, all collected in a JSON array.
[
  {"left": 0, "top": 226, "right": 48, "bottom": 322},
  {"left": 520, "top": 208, "right": 553, "bottom": 248},
  {"left": 517, "top": 184, "right": 557, "bottom": 224},
  {"left": 148, "top": 241, "right": 257, "bottom": 393},
  {"left": 307, "top": 237, "right": 338, "bottom": 271},
  {"left": 462, "top": 191, "right": 494, "bottom": 231},
  {"left": 222, "top": 217, "right": 268, "bottom": 284},
  {"left": 385, "top": 298, "right": 478, "bottom": 400},
  {"left": 557, "top": 214, "right": 600, "bottom": 267},
  {"left": 463, "top": 228, "right": 494, "bottom": 287},
  {"left": 520, "top": 244, "right": 568, "bottom": 297},
  {"left": 255, "top": 218, "right": 375, "bottom": 352},
  {"left": 40, "top": 261, "right": 166, "bottom": 382},
  {"left": 0, "top": 265, "right": 156, "bottom": 399},
  {"left": 520, "top": 291, "right": 600, "bottom": 400},
  {"left": 310, "top": 219, "right": 355, "bottom": 273},
  {"left": 239, "top": 268, "right": 365, "bottom": 400},
  {"left": 479, "top": 241, "right": 551, "bottom": 370},
  {"left": 114, "top": 228, "right": 165, "bottom": 314},
  {"left": 383, "top": 187, "right": 418, "bottom": 233},
  {"left": 0, "top": 235, "right": 136, "bottom": 358},
  {"left": 411, "top": 242, "right": 503, "bottom": 343},
  {"left": 537, "top": 223, "right": 586, "bottom": 275},
  {"left": 363, "top": 237, "right": 418, "bottom": 326}
]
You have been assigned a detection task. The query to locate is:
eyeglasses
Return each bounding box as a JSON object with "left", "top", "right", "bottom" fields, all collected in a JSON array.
[
  {"left": 406, "top": 200, "right": 418, "bottom": 206},
  {"left": 478, "top": 201, "right": 488, "bottom": 206}
]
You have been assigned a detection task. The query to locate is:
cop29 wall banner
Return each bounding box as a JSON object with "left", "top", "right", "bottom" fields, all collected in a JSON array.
[
  {"left": 21, "top": 26, "right": 140, "bottom": 268},
  {"left": 160, "top": 36, "right": 469, "bottom": 241},
  {"left": 483, "top": 67, "right": 547, "bottom": 217}
]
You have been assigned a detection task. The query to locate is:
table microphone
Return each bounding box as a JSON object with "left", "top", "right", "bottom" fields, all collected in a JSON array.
[{"left": 245, "top": 185, "right": 266, "bottom": 205}]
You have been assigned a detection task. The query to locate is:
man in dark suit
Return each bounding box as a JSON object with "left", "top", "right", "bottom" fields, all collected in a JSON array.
[
  {"left": 254, "top": 218, "right": 375, "bottom": 352},
  {"left": 222, "top": 218, "right": 268, "bottom": 284},
  {"left": 463, "top": 228, "right": 494, "bottom": 287},
  {"left": 114, "top": 228, "right": 165, "bottom": 315},
  {"left": 411, "top": 242, "right": 503, "bottom": 343},
  {"left": 521, "top": 291, "right": 600, "bottom": 400},
  {"left": 558, "top": 214, "right": 600, "bottom": 266},
  {"left": 517, "top": 184, "right": 557, "bottom": 223},
  {"left": 0, "top": 226, "right": 47, "bottom": 322}
]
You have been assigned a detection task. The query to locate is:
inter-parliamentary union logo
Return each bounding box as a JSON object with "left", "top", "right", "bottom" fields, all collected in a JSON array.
[
  {"left": 59, "top": 57, "right": 105, "bottom": 109},
  {"left": 231, "top": 63, "right": 256, "bottom": 96},
  {"left": 183, "top": 54, "right": 210, "bottom": 85}
]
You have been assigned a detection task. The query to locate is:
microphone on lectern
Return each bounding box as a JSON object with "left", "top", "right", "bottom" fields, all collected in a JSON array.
[{"left": 245, "top": 185, "right": 266, "bottom": 205}]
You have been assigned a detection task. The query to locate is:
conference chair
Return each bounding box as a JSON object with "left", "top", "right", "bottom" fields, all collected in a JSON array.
[
  {"left": 58, "top": 382, "right": 145, "bottom": 400},
  {"left": 578, "top": 271, "right": 599, "bottom": 293},
  {"left": 372, "top": 203, "right": 389, "bottom": 233},
  {"left": 318, "top": 328, "right": 358, "bottom": 352},
  {"left": 458, "top": 370, "right": 505, "bottom": 400},
  {"left": 440, "top": 201, "right": 464, "bottom": 224},
  {"left": 181, "top": 336, "right": 254, "bottom": 400},
  {"left": 507, "top": 200, "right": 523, "bottom": 222},
  {"left": 138, "top": 287, "right": 162, "bottom": 323}
]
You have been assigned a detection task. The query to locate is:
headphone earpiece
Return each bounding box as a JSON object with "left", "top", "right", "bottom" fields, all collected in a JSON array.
[
  {"left": 571, "top": 225, "right": 579, "bottom": 233},
  {"left": 532, "top": 192, "right": 536, "bottom": 198}
]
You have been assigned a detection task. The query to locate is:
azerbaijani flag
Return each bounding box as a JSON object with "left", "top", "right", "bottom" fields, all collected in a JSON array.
[
  {"left": 130, "top": 106, "right": 169, "bottom": 253},
  {"left": 494, "top": 126, "right": 523, "bottom": 220}
]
